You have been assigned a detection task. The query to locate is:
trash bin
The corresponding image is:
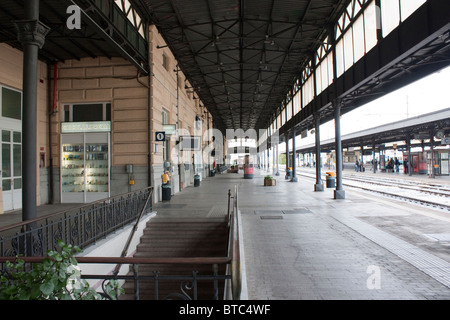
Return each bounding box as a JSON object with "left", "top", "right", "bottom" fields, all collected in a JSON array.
[
  {"left": 285, "top": 167, "right": 292, "bottom": 180},
  {"left": 210, "top": 169, "right": 216, "bottom": 177},
  {"left": 326, "top": 172, "right": 335, "bottom": 188},
  {"left": 162, "top": 183, "right": 171, "bottom": 200},
  {"left": 194, "top": 174, "right": 201, "bottom": 187},
  {"left": 244, "top": 164, "right": 254, "bottom": 179}
]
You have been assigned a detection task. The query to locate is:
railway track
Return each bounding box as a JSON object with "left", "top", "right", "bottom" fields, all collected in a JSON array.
[{"left": 298, "top": 171, "right": 450, "bottom": 212}]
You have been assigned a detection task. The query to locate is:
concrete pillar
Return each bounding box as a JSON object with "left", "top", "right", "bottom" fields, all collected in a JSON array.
[
  {"left": 314, "top": 113, "right": 324, "bottom": 191},
  {"left": 333, "top": 100, "right": 345, "bottom": 199},
  {"left": 14, "top": 0, "right": 50, "bottom": 223}
]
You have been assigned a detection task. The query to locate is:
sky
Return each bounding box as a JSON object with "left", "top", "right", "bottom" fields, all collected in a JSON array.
[{"left": 286, "top": 65, "right": 450, "bottom": 150}]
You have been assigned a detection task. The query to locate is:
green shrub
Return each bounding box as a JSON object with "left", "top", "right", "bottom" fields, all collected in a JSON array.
[{"left": 0, "top": 240, "right": 123, "bottom": 300}]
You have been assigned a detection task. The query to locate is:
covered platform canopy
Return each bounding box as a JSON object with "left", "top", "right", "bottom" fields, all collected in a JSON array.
[
  {"left": 296, "top": 107, "right": 450, "bottom": 154},
  {"left": 0, "top": 0, "right": 149, "bottom": 73}
]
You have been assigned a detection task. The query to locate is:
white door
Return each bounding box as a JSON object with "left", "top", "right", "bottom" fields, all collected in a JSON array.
[{"left": 2, "top": 130, "right": 22, "bottom": 211}]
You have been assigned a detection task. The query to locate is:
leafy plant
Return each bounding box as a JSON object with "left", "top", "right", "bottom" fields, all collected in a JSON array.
[
  {"left": 264, "top": 175, "right": 273, "bottom": 180},
  {"left": 0, "top": 240, "right": 123, "bottom": 300}
]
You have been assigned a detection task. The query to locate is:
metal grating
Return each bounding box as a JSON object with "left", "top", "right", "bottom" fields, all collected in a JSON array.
[
  {"left": 260, "top": 216, "right": 283, "bottom": 220},
  {"left": 254, "top": 210, "right": 283, "bottom": 215},
  {"left": 282, "top": 208, "right": 312, "bottom": 214}
]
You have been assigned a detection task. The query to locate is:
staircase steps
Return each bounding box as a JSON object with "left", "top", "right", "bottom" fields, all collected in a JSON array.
[{"left": 119, "top": 216, "right": 229, "bottom": 300}]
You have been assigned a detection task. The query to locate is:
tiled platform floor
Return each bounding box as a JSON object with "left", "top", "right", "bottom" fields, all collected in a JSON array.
[{"left": 3, "top": 168, "right": 450, "bottom": 300}]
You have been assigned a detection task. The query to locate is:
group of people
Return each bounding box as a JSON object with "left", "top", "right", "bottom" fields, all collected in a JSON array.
[
  {"left": 355, "top": 157, "right": 403, "bottom": 173},
  {"left": 386, "top": 157, "right": 401, "bottom": 173},
  {"left": 354, "top": 159, "right": 365, "bottom": 172}
]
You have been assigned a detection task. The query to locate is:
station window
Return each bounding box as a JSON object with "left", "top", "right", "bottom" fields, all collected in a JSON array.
[
  {"left": 1, "top": 87, "right": 22, "bottom": 120},
  {"left": 400, "top": 0, "right": 426, "bottom": 22},
  {"left": 162, "top": 109, "right": 168, "bottom": 125},
  {"left": 162, "top": 53, "right": 170, "bottom": 71},
  {"left": 381, "top": 0, "right": 400, "bottom": 38},
  {"left": 380, "top": 0, "right": 426, "bottom": 38},
  {"left": 62, "top": 103, "right": 111, "bottom": 122}
]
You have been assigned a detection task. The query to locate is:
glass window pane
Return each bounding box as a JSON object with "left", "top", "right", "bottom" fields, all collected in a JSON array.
[
  {"left": 106, "top": 103, "right": 111, "bottom": 121},
  {"left": 73, "top": 104, "right": 103, "bottom": 122},
  {"left": 381, "top": 0, "right": 400, "bottom": 38},
  {"left": 364, "top": 2, "right": 378, "bottom": 52},
  {"left": 353, "top": 15, "right": 365, "bottom": 63},
  {"left": 316, "top": 63, "right": 323, "bottom": 94},
  {"left": 1, "top": 87, "right": 22, "bottom": 120},
  {"left": 327, "top": 53, "right": 334, "bottom": 84},
  {"left": 321, "top": 57, "right": 329, "bottom": 90},
  {"left": 400, "top": 0, "right": 426, "bottom": 22},
  {"left": 2, "top": 144, "right": 10, "bottom": 177},
  {"left": 2, "top": 130, "right": 10, "bottom": 142},
  {"left": 64, "top": 105, "right": 70, "bottom": 122},
  {"left": 13, "top": 144, "right": 21, "bottom": 177},
  {"left": 343, "top": 30, "right": 354, "bottom": 71},
  {"left": 14, "top": 178, "right": 21, "bottom": 190},
  {"left": 2, "top": 179, "right": 11, "bottom": 191},
  {"left": 336, "top": 39, "right": 345, "bottom": 78},
  {"left": 13, "top": 132, "right": 21, "bottom": 143}
]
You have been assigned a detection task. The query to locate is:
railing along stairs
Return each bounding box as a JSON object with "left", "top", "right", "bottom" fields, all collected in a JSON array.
[{"left": 0, "top": 185, "right": 244, "bottom": 300}]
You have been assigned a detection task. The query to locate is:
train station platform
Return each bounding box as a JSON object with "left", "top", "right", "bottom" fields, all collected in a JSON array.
[{"left": 2, "top": 168, "right": 450, "bottom": 300}]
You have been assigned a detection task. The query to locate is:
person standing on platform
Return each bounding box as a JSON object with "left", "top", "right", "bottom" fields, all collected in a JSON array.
[{"left": 395, "top": 157, "right": 400, "bottom": 173}]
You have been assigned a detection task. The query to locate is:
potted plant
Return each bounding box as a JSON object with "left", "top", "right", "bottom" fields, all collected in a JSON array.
[{"left": 264, "top": 175, "right": 276, "bottom": 186}]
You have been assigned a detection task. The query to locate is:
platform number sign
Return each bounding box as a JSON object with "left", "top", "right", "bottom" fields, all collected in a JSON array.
[{"left": 155, "top": 132, "right": 166, "bottom": 142}]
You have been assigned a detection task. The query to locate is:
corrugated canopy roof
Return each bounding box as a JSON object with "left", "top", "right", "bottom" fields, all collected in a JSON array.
[{"left": 133, "top": 0, "right": 352, "bottom": 132}]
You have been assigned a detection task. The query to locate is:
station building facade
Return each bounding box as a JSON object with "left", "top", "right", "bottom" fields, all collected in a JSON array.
[{"left": 0, "top": 25, "right": 214, "bottom": 213}]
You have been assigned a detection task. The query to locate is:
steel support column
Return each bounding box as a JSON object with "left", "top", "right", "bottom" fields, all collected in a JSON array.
[
  {"left": 406, "top": 133, "right": 412, "bottom": 176},
  {"left": 285, "top": 133, "right": 290, "bottom": 180},
  {"left": 275, "top": 142, "right": 280, "bottom": 176},
  {"left": 360, "top": 144, "right": 364, "bottom": 172},
  {"left": 430, "top": 131, "right": 435, "bottom": 179},
  {"left": 14, "top": 0, "right": 50, "bottom": 223},
  {"left": 372, "top": 142, "right": 377, "bottom": 173},
  {"left": 291, "top": 130, "right": 297, "bottom": 182},
  {"left": 333, "top": 100, "right": 345, "bottom": 199},
  {"left": 314, "top": 114, "right": 324, "bottom": 191}
]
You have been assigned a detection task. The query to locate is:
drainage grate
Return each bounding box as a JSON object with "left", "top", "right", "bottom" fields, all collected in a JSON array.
[
  {"left": 254, "top": 210, "right": 283, "bottom": 215},
  {"left": 157, "top": 203, "right": 186, "bottom": 208},
  {"left": 260, "top": 216, "right": 283, "bottom": 220},
  {"left": 282, "top": 208, "right": 312, "bottom": 214}
]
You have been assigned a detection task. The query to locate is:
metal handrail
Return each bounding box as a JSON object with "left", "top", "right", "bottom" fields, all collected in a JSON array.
[
  {"left": 0, "top": 186, "right": 240, "bottom": 300},
  {"left": 0, "top": 256, "right": 231, "bottom": 265},
  {"left": 0, "top": 256, "right": 231, "bottom": 300},
  {"left": 0, "top": 187, "right": 153, "bottom": 233},
  {"left": 0, "top": 187, "right": 153, "bottom": 257},
  {"left": 226, "top": 185, "right": 242, "bottom": 300},
  {"left": 113, "top": 188, "right": 153, "bottom": 276}
]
